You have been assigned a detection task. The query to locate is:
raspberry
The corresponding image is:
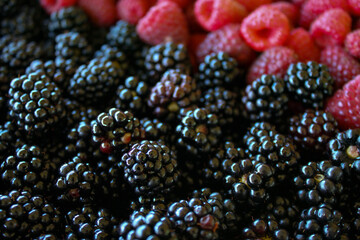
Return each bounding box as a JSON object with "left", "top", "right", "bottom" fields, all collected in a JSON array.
[
  {"left": 310, "top": 9, "right": 352, "bottom": 48},
  {"left": 194, "top": 0, "right": 248, "bottom": 31},
  {"left": 158, "top": 0, "right": 191, "bottom": 9},
  {"left": 40, "top": 0, "right": 77, "bottom": 14},
  {"left": 345, "top": 30, "right": 360, "bottom": 59},
  {"left": 299, "top": 0, "right": 349, "bottom": 29},
  {"left": 116, "top": 0, "right": 156, "bottom": 25},
  {"left": 240, "top": 7, "right": 290, "bottom": 52},
  {"left": 264, "top": 2, "right": 299, "bottom": 26},
  {"left": 291, "top": 0, "right": 306, "bottom": 8},
  {"left": 286, "top": 28, "right": 320, "bottom": 62},
  {"left": 78, "top": 0, "right": 116, "bottom": 26},
  {"left": 235, "top": 0, "right": 272, "bottom": 11},
  {"left": 246, "top": 46, "right": 298, "bottom": 84},
  {"left": 136, "top": 1, "right": 189, "bottom": 45},
  {"left": 196, "top": 24, "right": 255, "bottom": 66},
  {"left": 320, "top": 46, "right": 360, "bottom": 89},
  {"left": 325, "top": 75, "right": 360, "bottom": 129},
  {"left": 348, "top": 0, "right": 360, "bottom": 16}
]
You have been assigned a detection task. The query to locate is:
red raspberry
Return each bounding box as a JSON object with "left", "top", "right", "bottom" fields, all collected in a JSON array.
[
  {"left": 320, "top": 46, "right": 360, "bottom": 89},
  {"left": 310, "top": 8, "right": 352, "bottom": 48},
  {"left": 116, "top": 0, "right": 156, "bottom": 25},
  {"left": 261, "top": 2, "right": 299, "bottom": 26},
  {"left": 286, "top": 28, "right": 320, "bottom": 62},
  {"left": 348, "top": 0, "right": 360, "bottom": 16},
  {"left": 40, "top": 0, "right": 77, "bottom": 14},
  {"left": 240, "top": 7, "right": 290, "bottom": 52},
  {"left": 194, "top": 0, "right": 248, "bottom": 31},
  {"left": 196, "top": 24, "right": 256, "bottom": 66},
  {"left": 345, "top": 30, "right": 360, "bottom": 59},
  {"left": 158, "top": 0, "right": 192, "bottom": 9},
  {"left": 235, "top": 0, "right": 272, "bottom": 11},
  {"left": 246, "top": 46, "right": 298, "bottom": 84},
  {"left": 78, "top": 0, "right": 116, "bottom": 26},
  {"left": 325, "top": 75, "right": 360, "bottom": 129},
  {"left": 299, "top": 0, "right": 349, "bottom": 29},
  {"left": 136, "top": 1, "right": 189, "bottom": 45},
  {"left": 291, "top": 0, "right": 306, "bottom": 8}
]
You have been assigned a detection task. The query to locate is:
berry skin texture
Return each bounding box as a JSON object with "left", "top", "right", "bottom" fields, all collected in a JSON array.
[
  {"left": 194, "top": 0, "right": 248, "bottom": 32},
  {"left": 136, "top": 1, "right": 189, "bottom": 45},
  {"left": 310, "top": 8, "right": 352, "bottom": 49},
  {"left": 246, "top": 46, "right": 298, "bottom": 84},
  {"left": 240, "top": 7, "right": 290, "bottom": 52},
  {"left": 235, "top": 0, "right": 272, "bottom": 11},
  {"left": 40, "top": 0, "right": 77, "bottom": 14},
  {"left": 345, "top": 30, "right": 360, "bottom": 59},
  {"left": 320, "top": 46, "right": 360, "bottom": 89},
  {"left": 285, "top": 28, "right": 320, "bottom": 62},
  {"left": 116, "top": 0, "right": 156, "bottom": 25},
  {"left": 78, "top": 0, "right": 117, "bottom": 26},
  {"left": 348, "top": 0, "right": 360, "bottom": 16},
  {"left": 325, "top": 75, "right": 360, "bottom": 129}
]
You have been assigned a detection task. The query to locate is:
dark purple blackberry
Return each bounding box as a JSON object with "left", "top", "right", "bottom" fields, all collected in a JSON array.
[
  {"left": 196, "top": 52, "right": 241, "bottom": 90},
  {"left": 8, "top": 72, "right": 66, "bottom": 136},
  {"left": 241, "top": 74, "right": 289, "bottom": 122},
  {"left": 241, "top": 218, "right": 290, "bottom": 240},
  {"left": 293, "top": 160, "right": 344, "bottom": 206},
  {"left": 295, "top": 204, "right": 350, "bottom": 240},
  {"left": 148, "top": 69, "right": 201, "bottom": 122},
  {"left": 285, "top": 61, "right": 334, "bottom": 109},
  {"left": 0, "top": 0, "right": 24, "bottom": 17},
  {"left": 62, "top": 98, "right": 99, "bottom": 130},
  {"left": 328, "top": 129, "right": 360, "bottom": 177},
  {"left": 91, "top": 108, "right": 144, "bottom": 156},
  {"left": 289, "top": 109, "right": 338, "bottom": 154},
  {"left": 119, "top": 210, "right": 178, "bottom": 239},
  {"left": 65, "top": 205, "right": 119, "bottom": 240},
  {"left": 122, "top": 140, "right": 180, "bottom": 196},
  {"left": 144, "top": 42, "right": 192, "bottom": 85},
  {"left": 141, "top": 118, "right": 172, "bottom": 142},
  {"left": 0, "top": 190, "right": 62, "bottom": 239},
  {"left": 0, "top": 144, "right": 56, "bottom": 194},
  {"left": 107, "top": 20, "right": 143, "bottom": 53},
  {"left": 68, "top": 58, "right": 126, "bottom": 106},
  {"left": 130, "top": 195, "right": 168, "bottom": 213},
  {"left": 115, "top": 76, "right": 149, "bottom": 117},
  {"left": 48, "top": 6, "right": 91, "bottom": 38},
  {"left": 94, "top": 44, "right": 129, "bottom": 68},
  {"left": 176, "top": 108, "right": 222, "bottom": 156},
  {"left": 350, "top": 202, "right": 360, "bottom": 240}
]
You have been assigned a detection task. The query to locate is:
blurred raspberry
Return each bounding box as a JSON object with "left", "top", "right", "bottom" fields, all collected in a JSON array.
[
  {"left": 345, "top": 30, "right": 360, "bottom": 59},
  {"left": 158, "top": 0, "right": 192, "bottom": 9},
  {"left": 246, "top": 46, "right": 298, "bottom": 84},
  {"left": 235, "top": 0, "right": 272, "bottom": 11},
  {"left": 40, "top": 0, "right": 77, "bottom": 14},
  {"left": 348, "top": 0, "right": 360, "bottom": 16},
  {"left": 286, "top": 28, "right": 320, "bottom": 62},
  {"left": 78, "top": 0, "right": 116, "bottom": 26},
  {"left": 116, "top": 0, "right": 156, "bottom": 25},
  {"left": 262, "top": 2, "right": 299, "bottom": 26}
]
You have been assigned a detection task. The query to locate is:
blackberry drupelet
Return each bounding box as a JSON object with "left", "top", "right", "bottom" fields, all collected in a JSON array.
[
  {"left": 144, "top": 42, "right": 192, "bottom": 85},
  {"left": 8, "top": 72, "right": 66, "bottom": 136},
  {"left": 0, "top": 190, "right": 62, "bottom": 239},
  {"left": 62, "top": 99, "right": 99, "bottom": 130},
  {"left": 48, "top": 6, "right": 91, "bottom": 38},
  {"left": 115, "top": 76, "right": 149, "bottom": 117},
  {"left": 176, "top": 108, "right": 222, "bottom": 156},
  {"left": 293, "top": 161, "right": 344, "bottom": 206},
  {"left": 196, "top": 52, "right": 241, "bottom": 90},
  {"left": 285, "top": 61, "right": 334, "bottom": 109},
  {"left": 148, "top": 69, "right": 201, "bottom": 122},
  {"left": 122, "top": 140, "right": 180, "bottom": 196},
  {"left": 130, "top": 195, "right": 168, "bottom": 213},
  {"left": 140, "top": 118, "right": 172, "bottom": 142},
  {"left": 94, "top": 44, "right": 129, "bottom": 68},
  {"left": 241, "top": 218, "right": 290, "bottom": 240},
  {"left": 119, "top": 210, "right": 178, "bottom": 239},
  {"left": 65, "top": 205, "right": 119, "bottom": 240},
  {"left": 241, "top": 74, "right": 289, "bottom": 122},
  {"left": 68, "top": 58, "right": 126, "bottom": 106},
  {"left": 289, "top": 109, "right": 338, "bottom": 153},
  {"left": 0, "top": 145, "right": 56, "bottom": 194},
  {"left": 0, "top": 0, "right": 23, "bottom": 17},
  {"left": 91, "top": 108, "right": 144, "bottom": 156},
  {"left": 295, "top": 204, "right": 350, "bottom": 240}
]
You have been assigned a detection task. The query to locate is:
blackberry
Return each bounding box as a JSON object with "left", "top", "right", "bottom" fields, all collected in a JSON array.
[
  {"left": 94, "top": 44, "right": 129, "bottom": 68},
  {"left": 65, "top": 205, "right": 119, "bottom": 240},
  {"left": 241, "top": 218, "right": 290, "bottom": 240},
  {"left": 91, "top": 108, "right": 144, "bottom": 156},
  {"left": 0, "top": 0, "right": 24, "bottom": 17},
  {"left": 115, "top": 76, "right": 149, "bottom": 117},
  {"left": 128, "top": 46, "right": 149, "bottom": 81},
  {"left": 241, "top": 74, "right": 289, "bottom": 122},
  {"left": 68, "top": 58, "right": 126, "bottom": 106},
  {"left": 144, "top": 42, "right": 192, "bottom": 85},
  {"left": 0, "top": 190, "right": 62, "bottom": 239},
  {"left": 176, "top": 108, "right": 222, "bottom": 156},
  {"left": 196, "top": 52, "right": 241, "bottom": 90},
  {"left": 122, "top": 140, "right": 180, "bottom": 196},
  {"left": 295, "top": 204, "right": 350, "bottom": 240},
  {"left": 140, "top": 118, "right": 172, "bottom": 142},
  {"left": 48, "top": 6, "right": 91, "bottom": 38},
  {"left": 293, "top": 161, "right": 344, "bottom": 206},
  {"left": 285, "top": 61, "right": 334, "bottom": 109},
  {"left": 62, "top": 99, "right": 100, "bottom": 130},
  {"left": 119, "top": 210, "right": 178, "bottom": 239},
  {"left": 148, "top": 69, "right": 201, "bottom": 122},
  {"left": 289, "top": 109, "right": 338, "bottom": 153},
  {"left": 8, "top": 72, "right": 66, "bottom": 136},
  {"left": 328, "top": 129, "right": 360, "bottom": 177},
  {"left": 130, "top": 195, "right": 168, "bottom": 213}
]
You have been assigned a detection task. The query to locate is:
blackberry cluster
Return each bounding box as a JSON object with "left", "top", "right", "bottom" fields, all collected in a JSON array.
[
  {"left": 141, "top": 118, "right": 172, "bottom": 142},
  {"left": 242, "top": 218, "right": 290, "bottom": 240},
  {"left": 0, "top": 0, "right": 23, "bottom": 17},
  {"left": 130, "top": 195, "right": 168, "bottom": 213},
  {"left": 94, "top": 44, "right": 128, "bottom": 67}
]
